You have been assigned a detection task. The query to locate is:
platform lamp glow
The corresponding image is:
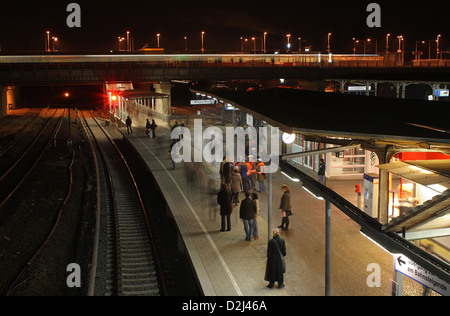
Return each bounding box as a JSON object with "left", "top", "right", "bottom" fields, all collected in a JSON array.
[{"left": 282, "top": 132, "right": 296, "bottom": 144}]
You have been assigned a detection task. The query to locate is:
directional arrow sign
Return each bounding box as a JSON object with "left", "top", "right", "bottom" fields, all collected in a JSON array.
[
  {"left": 394, "top": 255, "right": 450, "bottom": 296},
  {"left": 397, "top": 256, "right": 406, "bottom": 267}
]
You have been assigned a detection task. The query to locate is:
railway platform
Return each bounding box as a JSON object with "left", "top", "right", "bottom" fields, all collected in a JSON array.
[{"left": 115, "top": 120, "right": 394, "bottom": 296}]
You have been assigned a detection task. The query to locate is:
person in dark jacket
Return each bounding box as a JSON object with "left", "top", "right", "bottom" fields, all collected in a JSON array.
[
  {"left": 239, "top": 191, "right": 257, "bottom": 241},
  {"left": 278, "top": 185, "right": 292, "bottom": 230},
  {"left": 126, "top": 116, "right": 133, "bottom": 134},
  {"left": 217, "top": 184, "right": 232, "bottom": 232},
  {"left": 265, "top": 228, "right": 287, "bottom": 289},
  {"left": 150, "top": 119, "right": 158, "bottom": 138},
  {"left": 318, "top": 158, "right": 326, "bottom": 185}
]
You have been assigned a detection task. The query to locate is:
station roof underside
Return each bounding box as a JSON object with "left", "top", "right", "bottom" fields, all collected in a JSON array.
[
  {"left": 196, "top": 88, "right": 450, "bottom": 153},
  {"left": 196, "top": 88, "right": 450, "bottom": 247}
]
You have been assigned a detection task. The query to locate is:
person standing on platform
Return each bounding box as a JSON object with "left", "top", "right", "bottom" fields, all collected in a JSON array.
[
  {"left": 251, "top": 192, "right": 260, "bottom": 240},
  {"left": 150, "top": 119, "right": 158, "bottom": 138},
  {"left": 256, "top": 159, "right": 266, "bottom": 193},
  {"left": 278, "top": 185, "right": 292, "bottom": 230},
  {"left": 223, "top": 159, "right": 233, "bottom": 187},
  {"left": 146, "top": 119, "right": 151, "bottom": 138},
  {"left": 265, "top": 228, "right": 287, "bottom": 289},
  {"left": 239, "top": 191, "right": 257, "bottom": 241},
  {"left": 318, "top": 158, "right": 326, "bottom": 185},
  {"left": 240, "top": 160, "right": 250, "bottom": 192},
  {"left": 230, "top": 167, "right": 242, "bottom": 206},
  {"left": 217, "top": 184, "right": 232, "bottom": 232},
  {"left": 126, "top": 116, "right": 133, "bottom": 135}
]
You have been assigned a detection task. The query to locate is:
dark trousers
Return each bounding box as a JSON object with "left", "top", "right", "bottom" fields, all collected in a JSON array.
[{"left": 221, "top": 215, "right": 231, "bottom": 231}]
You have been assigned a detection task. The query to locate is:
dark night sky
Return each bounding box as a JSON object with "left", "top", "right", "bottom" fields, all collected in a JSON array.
[{"left": 0, "top": 0, "right": 448, "bottom": 55}]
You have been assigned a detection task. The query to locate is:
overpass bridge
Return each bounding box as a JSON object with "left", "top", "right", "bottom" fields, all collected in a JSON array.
[
  {"left": 1, "top": 53, "right": 449, "bottom": 118},
  {"left": 0, "top": 53, "right": 449, "bottom": 84}
]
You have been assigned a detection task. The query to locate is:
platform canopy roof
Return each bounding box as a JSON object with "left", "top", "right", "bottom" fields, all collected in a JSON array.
[{"left": 195, "top": 88, "right": 450, "bottom": 154}]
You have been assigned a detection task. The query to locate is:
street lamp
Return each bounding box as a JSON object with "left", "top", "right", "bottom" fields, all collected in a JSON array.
[
  {"left": 286, "top": 34, "right": 291, "bottom": 52},
  {"left": 126, "top": 31, "right": 130, "bottom": 51},
  {"left": 367, "top": 38, "right": 378, "bottom": 54},
  {"left": 415, "top": 41, "right": 425, "bottom": 60},
  {"left": 156, "top": 33, "right": 161, "bottom": 48},
  {"left": 386, "top": 33, "right": 391, "bottom": 53},
  {"left": 397, "top": 35, "right": 404, "bottom": 53},
  {"left": 356, "top": 40, "right": 366, "bottom": 55},
  {"left": 46, "top": 31, "right": 50, "bottom": 52},
  {"left": 263, "top": 32, "right": 268, "bottom": 53},
  {"left": 437, "top": 34, "right": 442, "bottom": 59},
  {"left": 201, "top": 31, "right": 205, "bottom": 53},
  {"left": 353, "top": 38, "right": 357, "bottom": 55},
  {"left": 251, "top": 37, "right": 256, "bottom": 54},
  {"left": 184, "top": 36, "right": 188, "bottom": 52},
  {"left": 118, "top": 37, "right": 125, "bottom": 51},
  {"left": 52, "top": 37, "right": 58, "bottom": 52},
  {"left": 327, "top": 33, "right": 332, "bottom": 54}
]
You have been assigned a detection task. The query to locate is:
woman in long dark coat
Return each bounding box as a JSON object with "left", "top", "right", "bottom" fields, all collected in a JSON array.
[
  {"left": 217, "top": 184, "right": 232, "bottom": 232},
  {"left": 265, "top": 228, "right": 287, "bottom": 289}
]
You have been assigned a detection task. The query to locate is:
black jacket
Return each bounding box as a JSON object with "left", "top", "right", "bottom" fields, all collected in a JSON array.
[
  {"left": 239, "top": 197, "right": 257, "bottom": 220},
  {"left": 217, "top": 190, "right": 232, "bottom": 216}
]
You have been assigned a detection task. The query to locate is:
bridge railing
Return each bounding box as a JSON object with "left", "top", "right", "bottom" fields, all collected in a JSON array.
[{"left": 1, "top": 53, "right": 447, "bottom": 69}]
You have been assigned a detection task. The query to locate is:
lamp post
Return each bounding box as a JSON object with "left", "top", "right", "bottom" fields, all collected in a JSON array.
[
  {"left": 327, "top": 33, "right": 332, "bottom": 54},
  {"left": 52, "top": 37, "right": 58, "bottom": 52},
  {"left": 353, "top": 38, "right": 356, "bottom": 55},
  {"left": 46, "top": 31, "right": 50, "bottom": 52},
  {"left": 201, "top": 31, "right": 205, "bottom": 53},
  {"left": 184, "top": 36, "right": 188, "bottom": 52},
  {"left": 415, "top": 41, "right": 425, "bottom": 60},
  {"left": 386, "top": 33, "right": 391, "bottom": 53},
  {"left": 263, "top": 32, "right": 267, "bottom": 53},
  {"left": 436, "top": 34, "right": 442, "bottom": 59},
  {"left": 156, "top": 33, "right": 161, "bottom": 48},
  {"left": 286, "top": 34, "right": 291, "bottom": 53},
  {"left": 252, "top": 37, "right": 256, "bottom": 54},
  {"left": 126, "top": 31, "right": 130, "bottom": 51},
  {"left": 118, "top": 37, "right": 125, "bottom": 51},
  {"left": 356, "top": 40, "right": 366, "bottom": 55},
  {"left": 367, "top": 38, "right": 378, "bottom": 54},
  {"left": 397, "top": 35, "right": 404, "bottom": 53}
]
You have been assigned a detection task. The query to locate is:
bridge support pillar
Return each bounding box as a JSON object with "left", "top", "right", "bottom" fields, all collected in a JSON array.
[
  {"left": 154, "top": 81, "right": 172, "bottom": 118},
  {"left": 0, "top": 86, "right": 19, "bottom": 119},
  {"left": 376, "top": 146, "right": 396, "bottom": 225}
]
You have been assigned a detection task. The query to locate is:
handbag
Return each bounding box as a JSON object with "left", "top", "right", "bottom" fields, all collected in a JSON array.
[
  {"left": 285, "top": 210, "right": 293, "bottom": 217},
  {"left": 273, "top": 239, "right": 286, "bottom": 273}
]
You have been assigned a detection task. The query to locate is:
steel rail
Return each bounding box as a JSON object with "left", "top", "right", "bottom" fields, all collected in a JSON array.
[{"left": 82, "top": 112, "right": 166, "bottom": 296}]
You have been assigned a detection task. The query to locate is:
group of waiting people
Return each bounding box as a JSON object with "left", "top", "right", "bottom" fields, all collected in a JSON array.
[{"left": 217, "top": 156, "right": 267, "bottom": 240}]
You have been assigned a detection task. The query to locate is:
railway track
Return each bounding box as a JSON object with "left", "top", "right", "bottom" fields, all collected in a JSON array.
[
  {"left": 80, "top": 111, "right": 165, "bottom": 296},
  {"left": 0, "top": 109, "right": 64, "bottom": 208}
]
